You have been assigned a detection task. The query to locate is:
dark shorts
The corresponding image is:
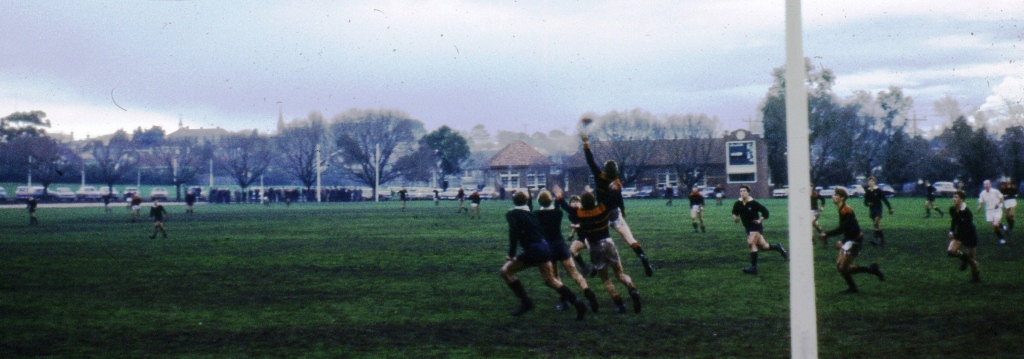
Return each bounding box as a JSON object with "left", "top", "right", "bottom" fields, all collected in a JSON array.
[
  {"left": 869, "top": 207, "right": 883, "bottom": 219},
  {"left": 516, "top": 241, "right": 552, "bottom": 266},
  {"left": 743, "top": 223, "right": 764, "bottom": 233},
  {"left": 926, "top": 195, "right": 936, "bottom": 202},
  {"left": 957, "top": 236, "right": 979, "bottom": 248},
  {"left": 548, "top": 239, "right": 572, "bottom": 262}
]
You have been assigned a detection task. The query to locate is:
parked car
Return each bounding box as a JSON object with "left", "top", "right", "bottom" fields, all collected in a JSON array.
[
  {"left": 49, "top": 187, "right": 77, "bottom": 202},
  {"left": 0, "top": 187, "right": 8, "bottom": 202},
  {"left": 772, "top": 186, "right": 789, "bottom": 198},
  {"left": 123, "top": 187, "right": 140, "bottom": 199},
  {"left": 99, "top": 186, "right": 120, "bottom": 199},
  {"left": 819, "top": 186, "right": 841, "bottom": 197},
  {"left": 149, "top": 187, "right": 169, "bottom": 200},
  {"left": 846, "top": 184, "right": 865, "bottom": 197},
  {"left": 15, "top": 186, "right": 45, "bottom": 201},
  {"left": 878, "top": 183, "right": 896, "bottom": 197},
  {"left": 76, "top": 186, "right": 103, "bottom": 201},
  {"left": 699, "top": 186, "right": 716, "bottom": 199},
  {"left": 933, "top": 181, "right": 956, "bottom": 196},
  {"left": 478, "top": 187, "right": 498, "bottom": 199},
  {"left": 621, "top": 187, "right": 638, "bottom": 199},
  {"left": 438, "top": 188, "right": 461, "bottom": 200},
  {"left": 635, "top": 186, "right": 654, "bottom": 199}
]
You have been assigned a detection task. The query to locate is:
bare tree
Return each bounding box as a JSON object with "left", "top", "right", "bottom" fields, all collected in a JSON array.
[
  {"left": 664, "top": 113, "right": 718, "bottom": 190},
  {"left": 587, "top": 109, "right": 665, "bottom": 187},
  {"left": 274, "top": 114, "right": 330, "bottom": 191},
  {"left": 87, "top": 130, "right": 138, "bottom": 195},
  {"left": 218, "top": 130, "right": 274, "bottom": 191},
  {"left": 331, "top": 109, "right": 423, "bottom": 198},
  {"left": 149, "top": 137, "right": 212, "bottom": 200}
]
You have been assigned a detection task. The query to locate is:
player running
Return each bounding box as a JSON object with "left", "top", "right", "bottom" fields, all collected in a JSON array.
[
  {"left": 924, "top": 180, "right": 944, "bottom": 218},
  {"left": 148, "top": 199, "right": 169, "bottom": 239},
  {"left": 537, "top": 188, "right": 600, "bottom": 313},
  {"left": 978, "top": 180, "right": 1006, "bottom": 244},
  {"left": 688, "top": 186, "right": 706, "bottom": 233},
  {"left": 732, "top": 185, "right": 788, "bottom": 274},
  {"left": 864, "top": 177, "right": 894, "bottom": 246},
  {"left": 818, "top": 187, "right": 885, "bottom": 293},
  {"left": 948, "top": 190, "right": 981, "bottom": 283},
  {"left": 1000, "top": 178, "right": 1017, "bottom": 234}
]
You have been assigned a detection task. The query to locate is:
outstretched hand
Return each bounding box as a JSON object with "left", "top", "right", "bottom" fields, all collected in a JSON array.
[{"left": 552, "top": 184, "right": 564, "bottom": 198}]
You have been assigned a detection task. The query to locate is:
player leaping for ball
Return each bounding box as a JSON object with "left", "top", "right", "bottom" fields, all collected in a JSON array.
[{"left": 580, "top": 130, "right": 654, "bottom": 277}]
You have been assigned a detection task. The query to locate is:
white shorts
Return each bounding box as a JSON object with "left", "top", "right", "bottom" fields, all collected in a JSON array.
[
  {"left": 471, "top": 203, "right": 479, "bottom": 208},
  {"left": 986, "top": 210, "right": 1003, "bottom": 224},
  {"left": 690, "top": 205, "right": 702, "bottom": 217},
  {"left": 1005, "top": 199, "right": 1017, "bottom": 209},
  {"left": 131, "top": 205, "right": 140, "bottom": 211},
  {"left": 715, "top": 193, "right": 723, "bottom": 199}
]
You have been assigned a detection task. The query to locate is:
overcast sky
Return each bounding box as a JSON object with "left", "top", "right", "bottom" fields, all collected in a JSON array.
[{"left": 2, "top": 1, "right": 1021, "bottom": 140}]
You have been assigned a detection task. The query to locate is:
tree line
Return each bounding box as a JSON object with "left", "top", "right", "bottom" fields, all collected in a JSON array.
[{"left": 762, "top": 59, "right": 1024, "bottom": 191}]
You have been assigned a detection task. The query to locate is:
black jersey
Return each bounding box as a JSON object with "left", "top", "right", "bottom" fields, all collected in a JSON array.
[
  {"left": 505, "top": 208, "right": 545, "bottom": 258},
  {"left": 863, "top": 188, "right": 891, "bottom": 210},
  {"left": 949, "top": 204, "right": 979, "bottom": 246},
  {"left": 824, "top": 204, "right": 862, "bottom": 241},
  {"left": 535, "top": 208, "right": 566, "bottom": 244},
  {"left": 689, "top": 191, "right": 705, "bottom": 206},
  {"left": 150, "top": 205, "right": 167, "bottom": 221},
  {"left": 811, "top": 192, "right": 825, "bottom": 210},
  {"left": 583, "top": 142, "right": 625, "bottom": 214},
  {"left": 1000, "top": 183, "right": 1018, "bottom": 199},
  {"left": 926, "top": 185, "right": 938, "bottom": 200},
  {"left": 732, "top": 198, "right": 769, "bottom": 227}
]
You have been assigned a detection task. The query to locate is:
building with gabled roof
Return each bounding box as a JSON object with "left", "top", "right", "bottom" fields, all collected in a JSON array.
[{"left": 487, "top": 140, "right": 557, "bottom": 196}]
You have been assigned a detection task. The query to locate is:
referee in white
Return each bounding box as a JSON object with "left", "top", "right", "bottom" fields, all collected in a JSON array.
[{"left": 978, "top": 180, "right": 1007, "bottom": 244}]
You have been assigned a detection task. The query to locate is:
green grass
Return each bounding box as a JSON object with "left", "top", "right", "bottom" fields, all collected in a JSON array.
[{"left": 1, "top": 198, "right": 1022, "bottom": 358}]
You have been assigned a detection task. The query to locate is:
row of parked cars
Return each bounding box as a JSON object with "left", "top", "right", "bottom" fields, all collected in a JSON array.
[
  {"left": 771, "top": 181, "right": 957, "bottom": 198},
  {"left": 0, "top": 185, "right": 170, "bottom": 203}
]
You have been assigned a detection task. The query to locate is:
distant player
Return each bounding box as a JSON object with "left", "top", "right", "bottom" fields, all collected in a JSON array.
[
  {"left": 818, "top": 187, "right": 884, "bottom": 293},
  {"left": 398, "top": 188, "right": 408, "bottom": 211},
  {"left": 456, "top": 188, "right": 467, "bottom": 213},
  {"left": 732, "top": 185, "right": 788, "bottom": 274},
  {"left": 948, "top": 190, "right": 981, "bottom": 283},
  {"left": 1000, "top": 178, "right": 1017, "bottom": 233},
  {"left": 664, "top": 184, "right": 674, "bottom": 207},
  {"left": 924, "top": 180, "right": 943, "bottom": 218},
  {"left": 863, "top": 177, "right": 893, "bottom": 246},
  {"left": 714, "top": 184, "right": 725, "bottom": 206},
  {"left": 500, "top": 191, "right": 587, "bottom": 320},
  {"left": 27, "top": 197, "right": 38, "bottom": 225},
  {"left": 977, "top": 180, "right": 1006, "bottom": 244},
  {"left": 130, "top": 194, "right": 143, "bottom": 223},
  {"left": 433, "top": 189, "right": 440, "bottom": 207},
  {"left": 148, "top": 199, "right": 169, "bottom": 239},
  {"left": 102, "top": 192, "right": 112, "bottom": 213},
  {"left": 469, "top": 190, "right": 482, "bottom": 219},
  {"left": 688, "top": 186, "right": 706, "bottom": 233},
  {"left": 185, "top": 189, "right": 197, "bottom": 214}
]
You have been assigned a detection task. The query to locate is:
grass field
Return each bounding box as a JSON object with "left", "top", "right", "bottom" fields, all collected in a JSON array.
[{"left": 1, "top": 197, "right": 1022, "bottom": 358}]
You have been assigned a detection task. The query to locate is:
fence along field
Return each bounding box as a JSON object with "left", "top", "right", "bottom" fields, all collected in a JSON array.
[{"left": 1, "top": 198, "right": 1021, "bottom": 357}]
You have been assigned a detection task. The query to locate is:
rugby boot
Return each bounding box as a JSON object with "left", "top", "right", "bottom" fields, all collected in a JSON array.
[
  {"left": 572, "top": 300, "right": 587, "bottom": 321},
  {"left": 510, "top": 302, "right": 534, "bottom": 316},
  {"left": 640, "top": 254, "right": 654, "bottom": 277},
  {"left": 584, "top": 289, "right": 599, "bottom": 313},
  {"left": 870, "top": 263, "right": 885, "bottom": 281},
  {"left": 629, "top": 289, "right": 642, "bottom": 314},
  {"left": 775, "top": 243, "right": 789, "bottom": 261},
  {"left": 742, "top": 266, "right": 758, "bottom": 275}
]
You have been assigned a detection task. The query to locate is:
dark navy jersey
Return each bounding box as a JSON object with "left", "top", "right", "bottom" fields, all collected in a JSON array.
[
  {"left": 506, "top": 209, "right": 546, "bottom": 258},
  {"left": 534, "top": 208, "right": 566, "bottom": 244},
  {"left": 949, "top": 204, "right": 979, "bottom": 245},
  {"left": 150, "top": 205, "right": 167, "bottom": 221},
  {"left": 863, "top": 188, "right": 891, "bottom": 210},
  {"left": 824, "top": 204, "right": 862, "bottom": 241}
]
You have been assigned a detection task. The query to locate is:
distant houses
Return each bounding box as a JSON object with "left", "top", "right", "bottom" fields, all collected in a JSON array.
[{"left": 485, "top": 129, "right": 771, "bottom": 198}]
